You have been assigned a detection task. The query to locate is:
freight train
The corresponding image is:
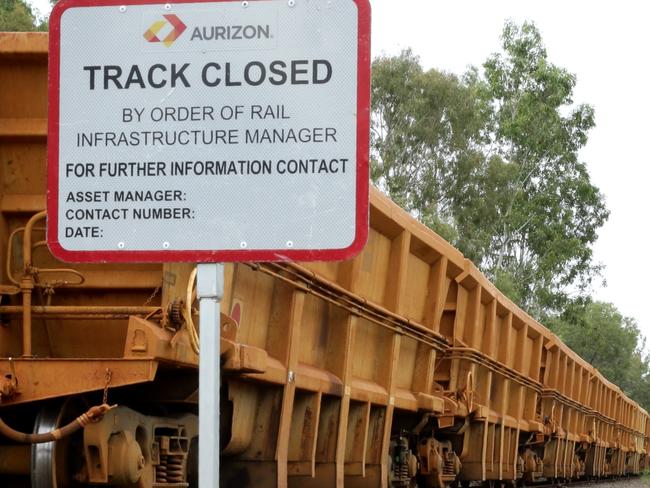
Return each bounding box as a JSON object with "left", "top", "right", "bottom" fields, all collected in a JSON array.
[{"left": 0, "top": 32, "right": 648, "bottom": 488}]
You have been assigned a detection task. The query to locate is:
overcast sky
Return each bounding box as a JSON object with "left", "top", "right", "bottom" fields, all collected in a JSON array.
[{"left": 30, "top": 0, "right": 650, "bottom": 341}]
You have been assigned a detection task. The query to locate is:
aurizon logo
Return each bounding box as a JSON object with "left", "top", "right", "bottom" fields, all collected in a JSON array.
[{"left": 143, "top": 14, "right": 187, "bottom": 47}]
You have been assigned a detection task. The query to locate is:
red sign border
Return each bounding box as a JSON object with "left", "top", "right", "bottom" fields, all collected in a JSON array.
[{"left": 47, "top": 0, "right": 370, "bottom": 263}]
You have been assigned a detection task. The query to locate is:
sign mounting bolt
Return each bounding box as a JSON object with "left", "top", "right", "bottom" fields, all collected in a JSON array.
[
  {"left": 240, "top": 241, "right": 247, "bottom": 249},
  {"left": 286, "top": 240, "right": 294, "bottom": 248},
  {"left": 163, "top": 241, "right": 170, "bottom": 249},
  {"left": 118, "top": 5, "right": 126, "bottom": 12},
  {"left": 242, "top": 1, "right": 248, "bottom": 7},
  {"left": 164, "top": 3, "right": 171, "bottom": 9},
  {"left": 288, "top": 0, "right": 295, "bottom": 6},
  {"left": 117, "top": 242, "right": 125, "bottom": 249}
]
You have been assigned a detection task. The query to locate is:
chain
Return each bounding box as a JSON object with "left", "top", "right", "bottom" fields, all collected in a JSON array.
[
  {"left": 142, "top": 280, "right": 163, "bottom": 307},
  {"left": 103, "top": 368, "right": 112, "bottom": 405}
]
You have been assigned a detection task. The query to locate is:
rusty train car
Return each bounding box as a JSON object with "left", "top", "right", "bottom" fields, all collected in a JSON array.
[{"left": 0, "top": 32, "right": 649, "bottom": 488}]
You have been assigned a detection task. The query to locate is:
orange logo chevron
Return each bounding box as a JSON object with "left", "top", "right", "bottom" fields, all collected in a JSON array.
[{"left": 143, "top": 14, "right": 187, "bottom": 47}]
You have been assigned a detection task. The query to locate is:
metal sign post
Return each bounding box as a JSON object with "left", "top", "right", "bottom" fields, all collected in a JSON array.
[{"left": 196, "top": 263, "right": 223, "bottom": 488}]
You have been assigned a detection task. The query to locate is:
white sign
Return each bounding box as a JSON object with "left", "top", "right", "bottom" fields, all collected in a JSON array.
[{"left": 48, "top": 0, "right": 370, "bottom": 262}]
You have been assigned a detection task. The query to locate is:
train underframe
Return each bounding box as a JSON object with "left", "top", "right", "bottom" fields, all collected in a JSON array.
[
  {"left": 0, "top": 329, "right": 647, "bottom": 487},
  {"left": 384, "top": 416, "right": 646, "bottom": 488},
  {"left": 0, "top": 286, "right": 646, "bottom": 487}
]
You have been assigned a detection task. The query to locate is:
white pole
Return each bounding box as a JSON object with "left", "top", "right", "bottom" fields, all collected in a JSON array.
[{"left": 197, "top": 263, "right": 224, "bottom": 487}]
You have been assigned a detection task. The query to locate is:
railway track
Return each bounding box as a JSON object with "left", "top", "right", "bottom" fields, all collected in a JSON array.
[{"left": 518, "top": 476, "right": 645, "bottom": 488}]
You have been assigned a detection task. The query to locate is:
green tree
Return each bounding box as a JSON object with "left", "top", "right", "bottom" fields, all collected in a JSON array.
[
  {"left": 371, "top": 50, "right": 488, "bottom": 244},
  {"left": 0, "top": 0, "right": 47, "bottom": 31},
  {"left": 549, "top": 301, "right": 650, "bottom": 410},
  {"left": 478, "top": 21, "right": 609, "bottom": 316},
  {"left": 623, "top": 352, "right": 650, "bottom": 411},
  {"left": 371, "top": 22, "right": 609, "bottom": 318}
]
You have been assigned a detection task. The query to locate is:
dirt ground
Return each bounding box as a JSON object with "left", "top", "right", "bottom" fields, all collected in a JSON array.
[{"left": 575, "top": 479, "right": 650, "bottom": 488}]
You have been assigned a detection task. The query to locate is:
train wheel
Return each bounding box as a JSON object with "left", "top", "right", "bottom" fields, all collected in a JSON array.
[{"left": 31, "top": 397, "right": 87, "bottom": 488}]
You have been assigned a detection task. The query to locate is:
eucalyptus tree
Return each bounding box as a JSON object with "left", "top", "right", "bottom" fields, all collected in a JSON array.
[
  {"left": 549, "top": 301, "right": 650, "bottom": 410},
  {"left": 371, "top": 22, "right": 609, "bottom": 318},
  {"left": 371, "top": 49, "right": 487, "bottom": 244},
  {"left": 478, "top": 21, "right": 608, "bottom": 315},
  {"left": 0, "top": 0, "right": 47, "bottom": 31}
]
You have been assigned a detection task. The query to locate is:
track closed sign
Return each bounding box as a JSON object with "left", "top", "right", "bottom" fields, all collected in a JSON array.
[{"left": 47, "top": 0, "right": 370, "bottom": 263}]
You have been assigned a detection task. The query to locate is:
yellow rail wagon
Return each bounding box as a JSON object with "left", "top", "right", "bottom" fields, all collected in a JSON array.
[{"left": 0, "top": 32, "right": 648, "bottom": 488}]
